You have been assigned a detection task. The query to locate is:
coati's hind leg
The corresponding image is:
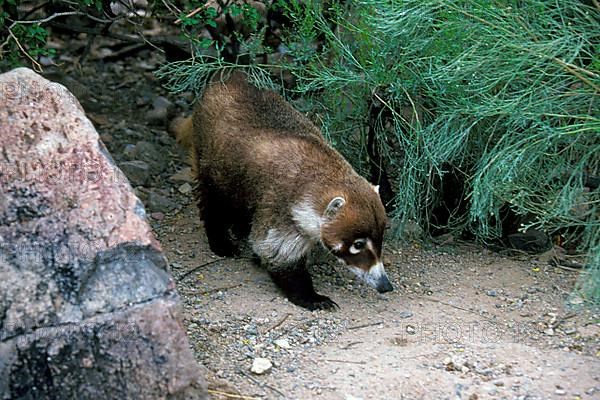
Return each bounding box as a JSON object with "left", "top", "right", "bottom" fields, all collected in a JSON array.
[
  {"left": 197, "top": 182, "right": 237, "bottom": 257},
  {"left": 203, "top": 213, "right": 236, "bottom": 257},
  {"left": 268, "top": 259, "right": 338, "bottom": 311}
]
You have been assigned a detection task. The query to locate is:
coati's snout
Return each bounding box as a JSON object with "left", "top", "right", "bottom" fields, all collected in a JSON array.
[
  {"left": 329, "top": 240, "right": 394, "bottom": 293},
  {"left": 319, "top": 194, "right": 393, "bottom": 294},
  {"left": 351, "top": 261, "right": 394, "bottom": 293}
]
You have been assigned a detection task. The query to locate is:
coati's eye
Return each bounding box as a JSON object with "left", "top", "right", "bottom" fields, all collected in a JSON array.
[{"left": 349, "top": 239, "right": 366, "bottom": 254}]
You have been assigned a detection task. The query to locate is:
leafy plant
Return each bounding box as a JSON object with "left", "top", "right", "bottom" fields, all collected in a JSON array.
[
  {"left": 163, "top": 0, "right": 600, "bottom": 303},
  {"left": 0, "top": 0, "right": 108, "bottom": 71},
  {"left": 281, "top": 0, "right": 600, "bottom": 302},
  {"left": 175, "top": 0, "right": 274, "bottom": 59},
  {"left": 1, "top": 0, "right": 52, "bottom": 70}
]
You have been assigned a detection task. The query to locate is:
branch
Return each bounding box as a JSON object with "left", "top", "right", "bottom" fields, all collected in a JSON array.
[
  {"left": 12, "top": 11, "right": 114, "bottom": 25},
  {"left": 48, "top": 21, "right": 191, "bottom": 55},
  {"left": 6, "top": 28, "right": 42, "bottom": 72},
  {"left": 22, "top": 1, "right": 51, "bottom": 19},
  {"left": 160, "top": 0, "right": 182, "bottom": 16},
  {"left": 553, "top": 57, "right": 600, "bottom": 93},
  {"left": 175, "top": 4, "right": 209, "bottom": 25}
]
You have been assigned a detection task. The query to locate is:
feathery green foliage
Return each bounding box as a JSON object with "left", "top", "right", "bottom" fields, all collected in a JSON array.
[{"left": 158, "top": 0, "right": 600, "bottom": 303}]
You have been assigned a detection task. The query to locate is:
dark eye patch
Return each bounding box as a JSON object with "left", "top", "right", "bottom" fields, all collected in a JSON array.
[{"left": 353, "top": 239, "right": 366, "bottom": 250}]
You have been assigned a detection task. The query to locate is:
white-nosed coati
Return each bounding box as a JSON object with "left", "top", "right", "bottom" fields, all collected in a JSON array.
[{"left": 174, "top": 71, "right": 393, "bottom": 310}]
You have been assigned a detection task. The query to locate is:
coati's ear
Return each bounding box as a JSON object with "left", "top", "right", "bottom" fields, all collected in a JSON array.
[
  {"left": 323, "top": 196, "right": 346, "bottom": 220},
  {"left": 373, "top": 185, "right": 380, "bottom": 194}
]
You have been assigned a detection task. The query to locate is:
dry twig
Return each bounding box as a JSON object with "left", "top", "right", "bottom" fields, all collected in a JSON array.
[
  {"left": 6, "top": 28, "right": 42, "bottom": 72},
  {"left": 321, "top": 359, "right": 366, "bottom": 365},
  {"left": 263, "top": 313, "right": 291, "bottom": 334},
  {"left": 348, "top": 321, "right": 383, "bottom": 330},
  {"left": 180, "top": 256, "right": 254, "bottom": 281},
  {"left": 208, "top": 389, "right": 260, "bottom": 400},
  {"left": 419, "top": 296, "right": 497, "bottom": 324},
  {"left": 339, "top": 341, "right": 363, "bottom": 350},
  {"left": 175, "top": 4, "right": 210, "bottom": 25},
  {"left": 180, "top": 258, "right": 227, "bottom": 280},
  {"left": 237, "top": 369, "right": 287, "bottom": 399}
]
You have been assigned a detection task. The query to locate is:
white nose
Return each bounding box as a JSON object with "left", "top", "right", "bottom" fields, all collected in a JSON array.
[
  {"left": 348, "top": 262, "right": 394, "bottom": 293},
  {"left": 366, "top": 262, "right": 393, "bottom": 293}
]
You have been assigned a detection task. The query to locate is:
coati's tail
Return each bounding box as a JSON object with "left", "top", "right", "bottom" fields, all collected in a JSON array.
[{"left": 169, "top": 115, "right": 194, "bottom": 151}]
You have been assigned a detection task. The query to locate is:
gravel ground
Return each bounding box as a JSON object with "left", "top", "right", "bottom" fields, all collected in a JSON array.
[
  {"left": 42, "top": 38, "right": 600, "bottom": 399},
  {"left": 158, "top": 204, "right": 599, "bottom": 400}
]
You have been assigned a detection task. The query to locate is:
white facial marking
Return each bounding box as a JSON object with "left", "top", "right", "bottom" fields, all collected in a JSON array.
[
  {"left": 347, "top": 262, "right": 388, "bottom": 289},
  {"left": 367, "top": 262, "right": 386, "bottom": 282},
  {"left": 373, "top": 185, "right": 380, "bottom": 194},
  {"left": 366, "top": 239, "right": 375, "bottom": 251},
  {"left": 252, "top": 228, "right": 315, "bottom": 266},
  {"left": 291, "top": 201, "right": 322, "bottom": 238},
  {"left": 349, "top": 238, "right": 371, "bottom": 254},
  {"left": 332, "top": 242, "right": 343, "bottom": 252}
]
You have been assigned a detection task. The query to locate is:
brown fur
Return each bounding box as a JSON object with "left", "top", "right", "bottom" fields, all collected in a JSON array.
[
  {"left": 170, "top": 115, "right": 194, "bottom": 150},
  {"left": 175, "top": 71, "right": 391, "bottom": 310}
]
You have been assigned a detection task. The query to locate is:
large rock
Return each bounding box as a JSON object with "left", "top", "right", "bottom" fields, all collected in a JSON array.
[{"left": 0, "top": 68, "right": 207, "bottom": 400}]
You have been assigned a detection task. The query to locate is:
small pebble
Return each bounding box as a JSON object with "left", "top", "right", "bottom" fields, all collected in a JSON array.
[
  {"left": 169, "top": 167, "right": 195, "bottom": 183},
  {"left": 251, "top": 358, "right": 272, "bottom": 374},
  {"left": 178, "top": 182, "right": 193, "bottom": 194},
  {"left": 274, "top": 338, "right": 291, "bottom": 349},
  {"left": 563, "top": 327, "right": 577, "bottom": 335},
  {"left": 151, "top": 212, "right": 164, "bottom": 220}
]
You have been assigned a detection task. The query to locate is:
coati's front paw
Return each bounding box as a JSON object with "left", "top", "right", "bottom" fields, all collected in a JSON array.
[
  {"left": 290, "top": 293, "right": 339, "bottom": 311},
  {"left": 206, "top": 237, "right": 237, "bottom": 257},
  {"left": 268, "top": 267, "right": 338, "bottom": 310},
  {"left": 208, "top": 243, "right": 235, "bottom": 257}
]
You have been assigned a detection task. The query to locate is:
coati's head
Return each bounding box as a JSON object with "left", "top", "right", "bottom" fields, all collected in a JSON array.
[{"left": 294, "top": 186, "right": 393, "bottom": 293}]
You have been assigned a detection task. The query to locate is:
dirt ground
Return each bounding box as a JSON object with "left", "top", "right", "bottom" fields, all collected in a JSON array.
[
  {"left": 160, "top": 205, "right": 600, "bottom": 400},
  {"left": 38, "top": 35, "right": 599, "bottom": 399}
]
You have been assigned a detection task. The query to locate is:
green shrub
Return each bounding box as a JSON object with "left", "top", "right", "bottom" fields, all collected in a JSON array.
[
  {"left": 0, "top": 0, "right": 108, "bottom": 71},
  {"left": 1, "top": 0, "right": 53, "bottom": 70},
  {"left": 160, "top": 0, "right": 600, "bottom": 303}
]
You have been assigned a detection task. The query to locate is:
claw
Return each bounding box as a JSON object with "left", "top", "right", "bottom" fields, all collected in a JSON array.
[
  {"left": 288, "top": 293, "right": 339, "bottom": 311},
  {"left": 306, "top": 295, "right": 339, "bottom": 311}
]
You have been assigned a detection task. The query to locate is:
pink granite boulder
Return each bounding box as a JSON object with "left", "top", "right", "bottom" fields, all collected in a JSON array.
[{"left": 0, "top": 68, "right": 206, "bottom": 400}]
